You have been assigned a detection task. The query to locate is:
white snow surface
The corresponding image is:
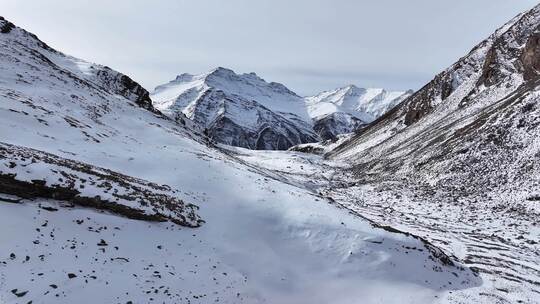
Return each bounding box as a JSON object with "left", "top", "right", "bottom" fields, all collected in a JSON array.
[{"left": 0, "top": 17, "right": 481, "bottom": 304}]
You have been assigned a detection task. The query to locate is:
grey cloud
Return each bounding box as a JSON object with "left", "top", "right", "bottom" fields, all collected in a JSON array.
[{"left": 3, "top": 0, "right": 537, "bottom": 95}]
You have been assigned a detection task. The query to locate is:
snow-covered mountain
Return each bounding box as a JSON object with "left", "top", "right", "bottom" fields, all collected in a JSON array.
[
  {"left": 306, "top": 85, "right": 412, "bottom": 123},
  {"left": 325, "top": 4, "right": 540, "bottom": 303},
  {"left": 329, "top": 5, "right": 540, "bottom": 185},
  {"left": 0, "top": 16, "right": 480, "bottom": 304},
  {"left": 152, "top": 70, "right": 410, "bottom": 146},
  {"left": 305, "top": 85, "right": 412, "bottom": 139},
  {"left": 152, "top": 68, "right": 318, "bottom": 150}
]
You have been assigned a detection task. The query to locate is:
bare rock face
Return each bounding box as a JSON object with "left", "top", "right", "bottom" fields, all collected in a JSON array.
[
  {"left": 95, "top": 67, "right": 155, "bottom": 112},
  {"left": 403, "top": 73, "right": 455, "bottom": 126},
  {"left": 313, "top": 112, "right": 365, "bottom": 140},
  {"left": 521, "top": 31, "right": 540, "bottom": 81},
  {"left": 196, "top": 90, "right": 318, "bottom": 150}
]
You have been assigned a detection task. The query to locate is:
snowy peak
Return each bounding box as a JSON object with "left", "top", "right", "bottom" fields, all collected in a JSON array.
[
  {"left": 154, "top": 67, "right": 300, "bottom": 103},
  {"left": 304, "top": 85, "right": 411, "bottom": 140},
  {"left": 151, "top": 68, "right": 317, "bottom": 150},
  {"left": 152, "top": 67, "right": 306, "bottom": 118},
  {"left": 203, "top": 67, "right": 300, "bottom": 97},
  {"left": 306, "top": 84, "right": 412, "bottom": 123}
]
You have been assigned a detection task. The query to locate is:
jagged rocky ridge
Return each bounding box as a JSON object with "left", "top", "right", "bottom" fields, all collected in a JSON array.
[{"left": 152, "top": 68, "right": 410, "bottom": 149}]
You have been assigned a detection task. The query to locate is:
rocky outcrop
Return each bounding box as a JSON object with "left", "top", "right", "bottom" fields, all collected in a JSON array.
[
  {"left": 313, "top": 112, "right": 365, "bottom": 140},
  {"left": 403, "top": 73, "right": 454, "bottom": 125},
  {"left": 0, "top": 17, "right": 15, "bottom": 34},
  {"left": 521, "top": 31, "right": 540, "bottom": 81},
  {"left": 95, "top": 67, "right": 155, "bottom": 112},
  {"left": 0, "top": 142, "right": 202, "bottom": 227}
]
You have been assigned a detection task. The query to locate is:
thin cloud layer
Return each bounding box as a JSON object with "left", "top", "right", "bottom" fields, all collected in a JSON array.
[{"left": 3, "top": 0, "right": 537, "bottom": 95}]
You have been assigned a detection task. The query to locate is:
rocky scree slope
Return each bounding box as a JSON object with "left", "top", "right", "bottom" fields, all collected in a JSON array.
[
  {"left": 330, "top": 4, "right": 540, "bottom": 196},
  {"left": 325, "top": 5, "right": 540, "bottom": 303}
]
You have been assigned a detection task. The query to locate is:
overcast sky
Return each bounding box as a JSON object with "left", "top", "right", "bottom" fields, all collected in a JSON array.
[{"left": 3, "top": 1, "right": 538, "bottom": 95}]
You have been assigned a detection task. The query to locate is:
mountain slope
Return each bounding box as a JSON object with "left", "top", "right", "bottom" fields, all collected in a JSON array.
[
  {"left": 330, "top": 5, "right": 540, "bottom": 187},
  {"left": 0, "top": 17, "right": 480, "bottom": 304},
  {"left": 325, "top": 5, "right": 540, "bottom": 303}
]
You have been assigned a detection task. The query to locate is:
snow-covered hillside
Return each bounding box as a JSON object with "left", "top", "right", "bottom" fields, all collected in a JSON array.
[
  {"left": 0, "top": 16, "right": 480, "bottom": 304},
  {"left": 325, "top": 4, "right": 540, "bottom": 303}
]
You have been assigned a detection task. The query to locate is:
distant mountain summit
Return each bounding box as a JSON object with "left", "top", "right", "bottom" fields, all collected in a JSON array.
[
  {"left": 151, "top": 67, "right": 318, "bottom": 150},
  {"left": 305, "top": 85, "right": 412, "bottom": 139},
  {"left": 152, "top": 68, "right": 410, "bottom": 148},
  {"left": 153, "top": 67, "right": 308, "bottom": 121},
  {"left": 306, "top": 85, "right": 412, "bottom": 123}
]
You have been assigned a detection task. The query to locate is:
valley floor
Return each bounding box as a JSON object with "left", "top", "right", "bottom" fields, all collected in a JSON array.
[{"left": 231, "top": 148, "right": 540, "bottom": 304}]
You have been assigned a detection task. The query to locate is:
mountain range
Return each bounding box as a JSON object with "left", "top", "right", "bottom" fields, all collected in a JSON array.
[
  {"left": 151, "top": 67, "right": 411, "bottom": 149},
  {"left": 1, "top": 4, "right": 539, "bottom": 304}
]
